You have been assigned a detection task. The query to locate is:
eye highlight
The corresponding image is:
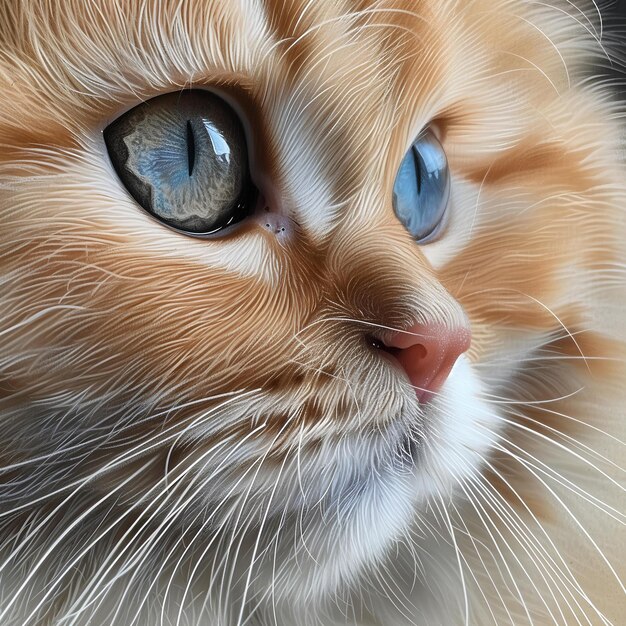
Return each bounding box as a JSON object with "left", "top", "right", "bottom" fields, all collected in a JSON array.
[
  {"left": 104, "top": 90, "right": 255, "bottom": 235},
  {"left": 392, "top": 129, "right": 450, "bottom": 242}
]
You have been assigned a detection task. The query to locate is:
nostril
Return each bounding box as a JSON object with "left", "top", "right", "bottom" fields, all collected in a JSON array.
[
  {"left": 368, "top": 334, "right": 430, "bottom": 358},
  {"left": 367, "top": 335, "right": 403, "bottom": 363}
]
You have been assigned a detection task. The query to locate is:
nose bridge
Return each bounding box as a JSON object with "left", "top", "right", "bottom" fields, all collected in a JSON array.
[{"left": 326, "top": 218, "right": 466, "bottom": 331}]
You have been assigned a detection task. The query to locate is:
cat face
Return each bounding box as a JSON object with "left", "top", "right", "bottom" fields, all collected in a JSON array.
[{"left": 0, "top": 0, "right": 622, "bottom": 615}]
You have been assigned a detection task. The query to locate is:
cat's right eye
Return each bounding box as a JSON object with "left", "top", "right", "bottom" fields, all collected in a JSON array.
[{"left": 104, "top": 90, "right": 256, "bottom": 235}]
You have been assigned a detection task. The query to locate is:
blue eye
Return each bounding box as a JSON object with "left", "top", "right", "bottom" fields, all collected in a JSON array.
[
  {"left": 392, "top": 129, "right": 450, "bottom": 242},
  {"left": 105, "top": 90, "right": 255, "bottom": 235}
]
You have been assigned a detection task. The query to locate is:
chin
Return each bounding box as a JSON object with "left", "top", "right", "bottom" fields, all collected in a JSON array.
[{"left": 251, "top": 355, "right": 500, "bottom": 615}]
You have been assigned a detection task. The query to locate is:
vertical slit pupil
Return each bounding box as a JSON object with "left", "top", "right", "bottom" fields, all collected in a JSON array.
[
  {"left": 186, "top": 120, "right": 196, "bottom": 177},
  {"left": 412, "top": 146, "right": 422, "bottom": 194}
]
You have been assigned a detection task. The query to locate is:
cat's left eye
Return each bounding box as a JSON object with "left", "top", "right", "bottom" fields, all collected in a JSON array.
[
  {"left": 392, "top": 129, "right": 450, "bottom": 242},
  {"left": 104, "top": 90, "right": 255, "bottom": 235}
]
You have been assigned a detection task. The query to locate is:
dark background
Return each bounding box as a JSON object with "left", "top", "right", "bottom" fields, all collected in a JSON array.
[{"left": 606, "top": 0, "right": 626, "bottom": 96}]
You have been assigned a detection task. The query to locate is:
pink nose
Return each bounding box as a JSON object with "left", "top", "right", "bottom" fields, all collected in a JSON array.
[{"left": 382, "top": 323, "right": 471, "bottom": 403}]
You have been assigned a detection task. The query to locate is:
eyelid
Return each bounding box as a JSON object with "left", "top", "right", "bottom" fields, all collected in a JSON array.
[
  {"left": 144, "top": 211, "right": 253, "bottom": 240},
  {"left": 96, "top": 72, "right": 257, "bottom": 126},
  {"left": 427, "top": 120, "right": 445, "bottom": 143}
]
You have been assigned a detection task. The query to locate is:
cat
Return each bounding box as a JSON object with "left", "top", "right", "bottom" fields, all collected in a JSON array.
[{"left": 0, "top": 0, "right": 624, "bottom": 624}]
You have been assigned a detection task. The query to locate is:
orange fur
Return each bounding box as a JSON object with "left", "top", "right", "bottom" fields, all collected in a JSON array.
[{"left": 0, "top": 1, "right": 624, "bottom": 624}]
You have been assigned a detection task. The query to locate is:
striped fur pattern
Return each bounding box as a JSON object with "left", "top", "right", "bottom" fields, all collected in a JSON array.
[{"left": 0, "top": 1, "right": 624, "bottom": 624}]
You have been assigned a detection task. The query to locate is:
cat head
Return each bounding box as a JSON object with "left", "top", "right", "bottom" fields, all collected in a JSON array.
[{"left": 0, "top": 0, "right": 623, "bottom": 610}]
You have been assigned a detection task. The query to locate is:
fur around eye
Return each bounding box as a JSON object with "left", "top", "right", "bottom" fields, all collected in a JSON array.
[
  {"left": 104, "top": 90, "right": 256, "bottom": 235},
  {"left": 392, "top": 129, "right": 450, "bottom": 242}
]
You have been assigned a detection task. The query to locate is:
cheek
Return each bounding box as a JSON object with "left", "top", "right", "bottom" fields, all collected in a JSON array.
[
  {"left": 0, "top": 202, "right": 318, "bottom": 407},
  {"left": 435, "top": 185, "right": 596, "bottom": 355},
  {"left": 0, "top": 132, "right": 335, "bottom": 388}
]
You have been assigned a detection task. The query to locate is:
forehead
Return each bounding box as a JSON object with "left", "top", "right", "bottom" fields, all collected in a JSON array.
[{"left": 1, "top": 0, "right": 450, "bottom": 112}]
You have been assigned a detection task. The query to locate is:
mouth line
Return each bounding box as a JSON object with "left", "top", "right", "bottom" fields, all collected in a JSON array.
[{"left": 399, "top": 430, "right": 421, "bottom": 463}]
